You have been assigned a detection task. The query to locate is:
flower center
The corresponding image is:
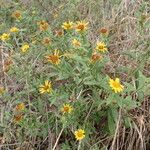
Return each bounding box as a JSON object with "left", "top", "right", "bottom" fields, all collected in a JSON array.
[
  {"left": 77, "top": 24, "right": 85, "bottom": 30},
  {"left": 44, "top": 39, "right": 50, "bottom": 44},
  {"left": 47, "top": 55, "right": 59, "bottom": 62},
  {"left": 64, "top": 106, "right": 69, "bottom": 112},
  {"left": 44, "top": 85, "right": 49, "bottom": 90},
  {"left": 66, "top": 24, "right": 72, "bottom": 29},
  {"left": 98, "top": 45, "right": 104, "bottom": 49},
  {"left": 112, "top": 82, "right": 121, "bottom": 88},
  {"left": 77, "top": 132, "right": 83, "bottom": 137},
  {"left": 50, "top": 55, "right": 59, "bottom": 63},
  {"left": 40, "top": 21, "right": 46, "bottom": 25},
  {"left": 15, "top": 13, "right": 21, "bottom": 18}
]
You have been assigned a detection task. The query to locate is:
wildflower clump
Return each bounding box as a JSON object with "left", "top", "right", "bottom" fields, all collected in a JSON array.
[{"left": 1, "top": 3, "right": 149, "bottom": 149}]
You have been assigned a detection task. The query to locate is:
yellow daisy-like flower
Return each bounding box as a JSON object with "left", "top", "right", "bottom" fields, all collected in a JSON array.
[
  {"left": 0, "top": 33, "right": 10, "bottom": 41},
  {"left": 42, "top": 37, "right": 51, "bottom": 46},
  {"left": 109, "top": 78, "right": 124, "bottom": 93},
  {"left": 75, "top": 21, "right": 89, "bottom": 32},
  {"left": 0, "top": 87, "right": 5, "bottom": 95},
  {"left": 38, "top": 20, "right": 49, "bottom": 31},
  {"left": 21, "top": 44, "right": 30, "bottom": 53},
  {"left": 74, "top": 129, "right": 85, "bottom": 141},
  {"left": 45, "top": 50, "right": 61, "bottom": 65},
  {"left": 61, "top": 104, "right": 73, "bottom": 114},
  {"left": 96, "top": 42, "right": 107, "bottom": 53},
  {"left": 15, "top": 103, "right": 25, "bottom": 111},
  {"left": 39, "top": 80, "right": 52, "bottom": 94},
  {"left": 12, "top": 10, "right": 22, "bottom": 19},
  {"left": 62, "top": 21, "right": 74, "bottom": 30},
  {"left": 10, "top": 27, "right": 19, "bottom": 33},
  {"left": 72, "top": 39, "right": 81, "bottom": 47}
]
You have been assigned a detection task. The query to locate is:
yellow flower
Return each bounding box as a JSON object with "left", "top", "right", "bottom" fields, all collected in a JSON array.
[
  {"left": 39, "top": 80, "right": 52, "bottom": 94},
  {"left": 90, "top": 53, "right": 102, "bottom": 63},
  {"left": 21, "top": 44, "right": 30, "bottom": 53},
  {"left": 61, "top": 104, "right": 73, "bottom": 114},
  {"left": 72, "top": 39, "right": 81, "bottom": 47},
  {"left": 0, "top": 33, "right": 10, "bottom": 41},
  {"left": 75, "top": 21, "right": 89, "bottom": 32},
  {"left": 42, "top": 37, "right": 51, "bottom": 46},
  {"left": 0, "top": 87, "right": 5, "bottom": 94},
  {"left": 15, "top": 103, "right": 25, "bottom": 111},
  {"left": 12, "top": 10, "right": 22, "bottom": 19},
  {"left": 45, "top": 50, "right": 61, "bottom": 65},
  {"left": 38, "top": 20, "right": 49, "bottom": 31},
  {"left": 62, "top": 21, "right": 73, "bottom": 30},
  {"left": 10, "top": 27, "right": 19, "bottom": 33},
  {"left": 109, "top": 78, "right": 124, "bottom": 93},
  {"left": 14, "top": 114, "right": 23, "bottom": 123},
  {"left": 96, "top": 42, "right": 107, "bottom": 53},
  {"left": 74, "top": 129, "right": 85, "bottom": 140}
]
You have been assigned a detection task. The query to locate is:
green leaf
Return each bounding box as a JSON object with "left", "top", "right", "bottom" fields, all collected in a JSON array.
[
  {"left": 119, "top": 96, "right": 138, "bottom": 109},
  {"left": 124, "top": 82, "right": 136, "bottom": 93},
  {"left": 107, "top": 108, "right": 118, "bottom": 135},
  {"left": 124, "top": 116, "right": 133, "bottom": 128}
]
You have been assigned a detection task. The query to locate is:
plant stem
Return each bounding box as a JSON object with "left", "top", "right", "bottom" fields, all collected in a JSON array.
[
  {"left": 77, "top": 141, "right": 81, "bottom": 150},
  {"left": 52, "top": 127, "right": 64, "bottom": 150}
]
